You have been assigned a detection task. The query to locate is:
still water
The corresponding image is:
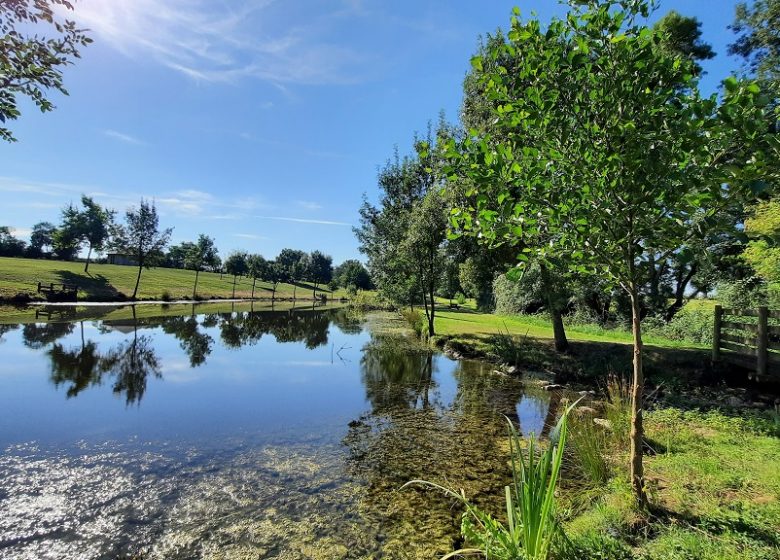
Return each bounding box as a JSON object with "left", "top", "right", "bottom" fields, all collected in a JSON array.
[{"left": 0, "top": 304, "right": 555, "bottom": 559}]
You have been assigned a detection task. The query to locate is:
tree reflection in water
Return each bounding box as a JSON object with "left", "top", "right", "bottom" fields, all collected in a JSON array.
[
  {"left": 47, "top": 308, "right": 162, "bottom": 405},
  {"left": 159, "top": 314, "right": 214, "bottom": 367},
  {"left": 343, "top": 336, "right": 533, "bottom": 558},
  {"left": 0, "top": 323, "right": 19, "bottom": 344}
]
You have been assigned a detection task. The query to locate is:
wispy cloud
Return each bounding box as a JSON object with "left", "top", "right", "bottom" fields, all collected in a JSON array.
[
  {"left": 253, "top": 215, "right": 351, "bottom": 226},
  {"left": 103, "top": 129, "right": 146, "bottom": 145},
  {"left": 296, "top": 200, "right": 323, "bottom": 211},
  {"left": 233, "top": 233, "right": 269, "bottom": 240},
  {"left": 72, "top": 0, "right": 369, "bottom": 86}
]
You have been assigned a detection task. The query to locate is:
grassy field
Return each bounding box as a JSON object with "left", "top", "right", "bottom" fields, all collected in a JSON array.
[
  {"left": 431, "top": 297, "right": 707, "bottom": 349},
  {"left": 0, "top": 256, "right": 347, "bottom": 302}
]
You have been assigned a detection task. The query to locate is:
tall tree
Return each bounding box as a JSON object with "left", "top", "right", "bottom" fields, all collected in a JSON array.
[
  {"left": 308, "top": 250, "right": 333, "bottom": 299},
  {"left": 0, "top": 0, "right": 92, "bottom": 142},
  {"left": 29, "top": 222, "right": 57, "bottom": 257},
  {"left": 61, "top": 195, "right": 115, "bottom": 273},
  {"left": 447, "top": 0, "right": 771, "bottom": 507},
  {"left": 112, "top": 200, "right": 172, "bottom": 300},
  {"left": 402, "top": 189, "right": 448, "bottom": 336},
  {"left": 246, "top": 253, "right": 269, "bottom": 300},
  {"left": 0, "top": 226, "right": 26, "bottom": 257},
  {"left": 730, "top": 0, "right": 780, "bottom": 93},
  {"left": 653, "top": 10, "right": 715, "bottom": 75},
  {"left": 333, "top": 259, "right": 372, "bottom": 290},
  {"left": 276, "top": 248, "right": 306, "bottom": 300},
  {"left": 185, "top": 235, "right": 219, "bottom": 299},
  {"left": 225, "top": 251, "right": 248, "bottom": 299}
]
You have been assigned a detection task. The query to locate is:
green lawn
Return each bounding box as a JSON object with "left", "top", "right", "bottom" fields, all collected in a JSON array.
[
  {"left": 0, "top": 256, "right": 346, "bottom": 302},
  {"left": 433, "top": 300, "right": 704, "bottom": 349}
]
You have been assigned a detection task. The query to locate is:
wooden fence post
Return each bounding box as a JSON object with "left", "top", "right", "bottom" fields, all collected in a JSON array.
[
  {"left": 713, "top": 305, "right": 723, "bottom": 363},
  {"left": 757, "top": 306, "right": 768, "bottom": 379}
]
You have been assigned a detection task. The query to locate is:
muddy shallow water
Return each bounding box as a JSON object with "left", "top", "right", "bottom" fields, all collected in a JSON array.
[{"left": 0, "top": 305, "right": 554, "bottom": 559}]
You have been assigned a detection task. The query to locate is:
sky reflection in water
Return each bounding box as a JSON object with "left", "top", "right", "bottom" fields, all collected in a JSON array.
[{"left": 0, "top": 305, "right": 553, "bottom": 559}]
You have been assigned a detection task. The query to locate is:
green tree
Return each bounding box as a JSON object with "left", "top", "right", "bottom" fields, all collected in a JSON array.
[
  {"left": 743, "top": 198, "right": 780, "bottom": 282},
  {"left": 112, "top": 200, "right": 172, "bottom": 300},
  {"left": 0, "top": 226, "right": 26, "bottom": 256},
  {"left": 29, "top": 221, "right": 57, "bottom": 257},
  {"left": 246, "top": 253, "right": 269, "bottom": 299},
  {"left": 308, "top": 250, "right": 333, "bottom": 299},
  {"left": 185, "top": 234, "right": 220, "bottom": 299},
  {"left": 276, "top": 248, "right": 306, "bottom": 300},
  {"left": 447, "top": 0, "right": 771, "bottom": 506},
  {"left": 0, "top": 0, "right": 92, "bottom": 142},
  {"left": 653, "top": 10, "right": 715, "bottom": 75},
  {"left": 60, "top": 195, "right": 115, "bottom": 273},
  {"left": 402, "top": 189, "right": 448, "bottom": 336},
  {"left": 166, "top": 242, "right": 195, "bottom": 269},
  {"left": 730, "top": 0, "right": 780, "bottom": 94},
  {"left": 333, "top": 259, "right": 372, "bottom": 290},
  {"left": 225, "top": 251, "right": 249, "bottom": 299}
]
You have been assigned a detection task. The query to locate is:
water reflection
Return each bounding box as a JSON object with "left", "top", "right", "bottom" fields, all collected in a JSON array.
[{"left": 0, "top": 306, "right": 558, "bottom": 559}]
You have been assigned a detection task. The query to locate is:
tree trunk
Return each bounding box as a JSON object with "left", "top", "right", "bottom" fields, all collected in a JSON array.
[
  {"left": 272, "top": 283, "right": 277, "bottom": 302},
  {"left": 84, "top": 245, "right": 92, "bottom": 273},
  {"left": 251, "top": 277, "right": 256, "bottom": 299},
  {"left": 132, "top": 263, "right": 143, "bottom": 300},
  {"left": 312, "top": 282, "right": 318, "bottom": 300},
  {"left": 193, "top": 269, "right": 200, "bottom": 299},
  {"left": 629, "top": 289, "right": 649, "bottom": 508},
  {"left": 293, "top": 283, "right": 297, "bottom": 300},
  {"left": 428, "top": 276, "right": 436, "bottom": 337},
  {"left": 665, "top": 263, "right": 697, "bottom": 321},
  {"left": 232, "top": 276, "right": 236, "bottom": 298},
  {"left": 539, "top": 264, "right": 568, "bottom": 352}
]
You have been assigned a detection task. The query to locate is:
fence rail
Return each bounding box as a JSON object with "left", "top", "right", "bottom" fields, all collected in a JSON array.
[{"left": 713, "top": 305, "right": 779, "bottom": 380}]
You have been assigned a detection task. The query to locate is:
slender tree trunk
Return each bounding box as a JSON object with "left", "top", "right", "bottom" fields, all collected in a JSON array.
[
  {"left": 232, "top": 275, "right": 236, "bottom": 298},
  {"left": 80, "top": 321, "right": 85, "bottom": 349},
  {"left": 251, "top": 277, "right": 256, "bottom": 299},
  {"left": 428, "top": 276, "right": 436, "bottom": 337},
  {"left": 84, "top": 245, "right": 92, "bottom": 273},
  {"left": 132, "top": 262, "right": 143, "bottom": 300},
  {"left": 293, "top": 283, "right": 297, "bottom": 300},
  {"left": 272, "top": 283, "right": 277, "bottom": 302},
  {"left": 312, "top": 281, "right": 318, "bottom": 300},
  {"left": 193, "top": 269, "right": 200, "bottom": 299},
  {"left": 539, "top": 263, "right": 568, "bottom": 352},
  {"left": 629, "top": 288, "right": 648, "bottom": 508}
]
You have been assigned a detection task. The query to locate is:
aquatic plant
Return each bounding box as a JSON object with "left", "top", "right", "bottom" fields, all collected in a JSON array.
[{"left": 405, "top": 401, "right": 579, "bottom": 560}]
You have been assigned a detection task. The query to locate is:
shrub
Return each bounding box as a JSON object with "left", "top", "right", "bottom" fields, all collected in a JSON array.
[
  {"left": 488, "top": 324, "right": 527, "bottom": 366},
  {"left": 160, "top": 290, "right": 172, "bottom": 302},
  {"left": 400, "top": 309, "right": 424, "bottom": 338},
  {"left": 643, "top": 304, "right": 714, "bottom": 345},
  {"left": 493, "top": 268, "right": 544, "bottom": 315},
  {"left": 455, "top": 292, "right": 467, "bottom": 305}
]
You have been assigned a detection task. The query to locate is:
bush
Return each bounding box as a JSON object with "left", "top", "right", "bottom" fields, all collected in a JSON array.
[
  {"left": 400, "top": 309, "right": 425, "bottom": 338},
  {"left": 455, "top": 292, "right": 467, "bottom": 305},
  {"left": 643, "top": 303, "right": 714, "bottom": 345},
  {"left": 160, "top": 290, "right": 173, "bottom": 302},
  {"left": 493, "top": 268, "right": 545, "bottom": 315},
  {"left": 488, "top": 324, "right": 527, "bottom": 366}
]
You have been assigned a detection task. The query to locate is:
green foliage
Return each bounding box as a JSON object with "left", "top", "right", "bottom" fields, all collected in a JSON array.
[
  {"left": 400, "top": 309, "right": 425, "bottom": 338},
  {"left": 0, "top": 226, "right": 26, "bottom": 257},
  {"left": 455, "top": 292, "right": 467, "bottom": 305},
  {"left": 653, "top": 10, "right": 715, "bottom": 76},
  {"left": 185, "top": 235, "right": 220, "bottom": 273},
  {"left": 493, "top": 268, "right": 544, "bottom": 315},
  {"left": 28, "top": 222, "right": 56, "bottom": 255},
  {"left": 743, "top": 198, "right": 780, "bottom": 283},
  {"left": 729, "top": 0, "right": 780, "bottom": 90},
  {"left": 333, "top": 259, "right": 372, "bottom": 290},
  {"left": 224, "top": 251, "right": 249, "bottom": 278},
  {"left": 0, "top": 0, "right": 92, "bottom": 142},
  {"left": 488, "top": 324, "right": 527, "bottom": 366},
  {"left": 643, "top": 304, "right": 715, "bottom": 345},
  {"left": 564, "top": 533, "right": 634, "bottom": 560}
]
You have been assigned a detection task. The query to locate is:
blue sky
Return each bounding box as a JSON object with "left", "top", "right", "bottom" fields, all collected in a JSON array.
[{"left": 1, "top": 0, "right": 746, "bottom": 264}]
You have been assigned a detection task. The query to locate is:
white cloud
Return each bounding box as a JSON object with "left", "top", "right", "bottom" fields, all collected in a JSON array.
[
  {"left": 71, "top": 0, "right": 368, "bottom": 86},
  {"left": 103, "top": 129, "right": 146, "bottom": 145},
  {"left": 233, "top": 233, "right": 269, "bottom": 240},
  {"left": 296, "top": 200, "right": 323, "bottom": 211},
  {"left": 252, "top": 215, "right": 351, "bottom": 226}
]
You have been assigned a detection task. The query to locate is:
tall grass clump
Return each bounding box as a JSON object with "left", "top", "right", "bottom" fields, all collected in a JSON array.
[
  {"left": 401, "top": 309, "right": 425, "bottom": 338},
  {"left": 604, "top": 373, "right": 632, "bottom": 449},
  {"left": 568, "top": 410, "right": 611, "bottom": 488},
  {"left": 488, "top": 324, "right": 527, "bottom": 366},
  {"left": 405, "top": 401, "right": 579, "bottom": 560}
]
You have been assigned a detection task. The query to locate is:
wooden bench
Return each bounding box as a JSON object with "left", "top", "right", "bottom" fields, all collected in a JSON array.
[
  {"left": 449, "top": 302, "right": 460, "bottom": 310},
  {"left": 37, "top": 282, "right": 78, "bottom": 302}
]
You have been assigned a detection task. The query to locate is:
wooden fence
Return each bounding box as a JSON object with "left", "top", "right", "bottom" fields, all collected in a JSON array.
[{"left": 712, "top": 305, "right": 780, "bottom": 380}]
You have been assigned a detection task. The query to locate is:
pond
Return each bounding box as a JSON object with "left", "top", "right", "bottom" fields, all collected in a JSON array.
[{"left": 0, "top": 303, "right": 556, "bottom": 560}]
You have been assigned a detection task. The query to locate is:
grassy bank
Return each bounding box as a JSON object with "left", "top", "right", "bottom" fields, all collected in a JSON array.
[{"left": 0, "top": 256, "right": 346, "bottom": 302}]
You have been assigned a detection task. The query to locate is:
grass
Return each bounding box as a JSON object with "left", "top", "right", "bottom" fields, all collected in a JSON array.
[
  {"left": 562, "top": 407, "right": 780, "bottom": 560},
  {"left": 0, "top": 256, "right": 349, "bottom": 302}
]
